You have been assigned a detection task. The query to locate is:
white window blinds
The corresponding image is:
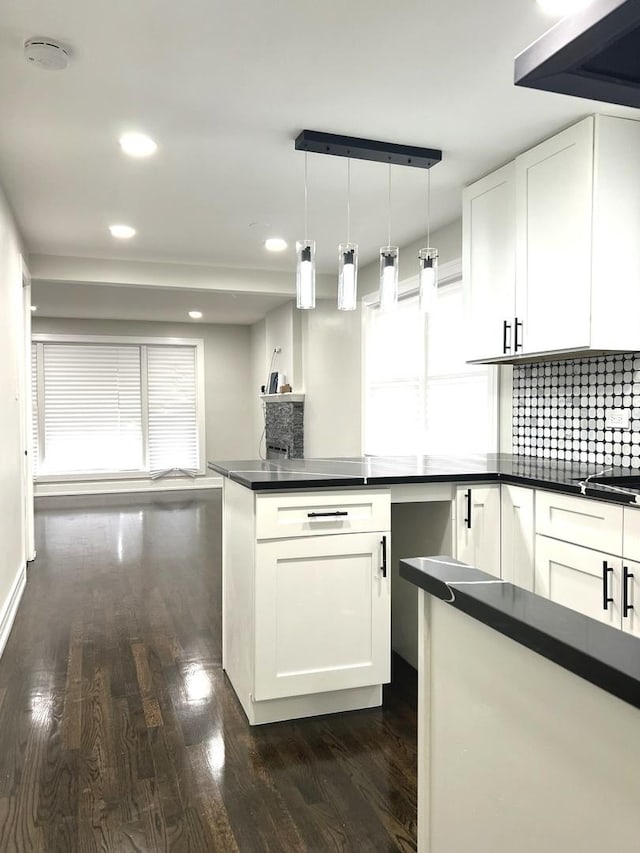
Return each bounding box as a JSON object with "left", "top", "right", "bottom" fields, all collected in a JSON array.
[
  {"left": 42, "top": 343, "right": 143, "bottom": 473},
  {"left": 363, "top": 277, "right": 496, "bottom": 456},
  {"left": 147, "top": 345, "right": 199, "bottom": 472},
  {"left": 31, "top": 342, "right": 38, "bottom": 475},
  {"left": 364, "top": 294, "right": 425, "bottom": 455},
  {"left": 424, "top": 282, "right": 493, "bottom": 454},
  {"left": 31, "top": 337, "right": 203, "bottom": 478}
]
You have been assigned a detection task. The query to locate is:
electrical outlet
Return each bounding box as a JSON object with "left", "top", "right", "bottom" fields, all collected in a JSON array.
[{"left": 605, "top": 409, "right": 630, "bottom": 430}]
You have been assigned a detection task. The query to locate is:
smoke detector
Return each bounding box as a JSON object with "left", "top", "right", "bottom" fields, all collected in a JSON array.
[{"left": 24, "top": 38, "right": 70, "bottom": 71}]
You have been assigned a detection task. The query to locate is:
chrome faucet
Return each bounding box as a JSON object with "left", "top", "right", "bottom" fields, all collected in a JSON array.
[{"left": 579, "top": 466, "right": 613, "bottom": 495}]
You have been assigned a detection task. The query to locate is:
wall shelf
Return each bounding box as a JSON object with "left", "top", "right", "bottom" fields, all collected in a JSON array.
[{"left": 260, "top": 393, "right": 305, "bottom": 403}]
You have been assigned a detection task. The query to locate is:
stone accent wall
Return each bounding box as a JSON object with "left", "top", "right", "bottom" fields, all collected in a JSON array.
[{"left": 265, "top": 401, "right": 304, "bottom": 459}]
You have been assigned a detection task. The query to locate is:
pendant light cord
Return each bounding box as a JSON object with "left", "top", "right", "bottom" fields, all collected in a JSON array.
[
  {"left": 387, "top": 164, "right": 392, "bottom": 249},
  {"left": 426, "top": 168, "right": 431, "bottom": 248},
  {"left": 304, "top": 151, "right": 309, "bottom": 243},
  {"left": 346, "top": 159, "right": 351, "bottom": 244}
]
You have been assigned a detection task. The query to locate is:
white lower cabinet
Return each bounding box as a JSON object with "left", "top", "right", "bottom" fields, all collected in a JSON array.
[
  {"left": 222, "top": 480, "right": 392, "bottom": 724},
  {"left": 535, "top": 534, "right": 639, "bottom": 636},
  {"left": 534, "top": 537, "right": 620, "bottom": 629},
  {"left": 620, "top": 558, "right": 640, "bottom": 639},
  {"left": 254, "top": 532, "right": 390, "bottom": 700},
  {"left": 455, "top": 485, "right": 501, "bottom": 577},
  {"left": 501, "top": 485, "right": 534, "bottom": 591}
]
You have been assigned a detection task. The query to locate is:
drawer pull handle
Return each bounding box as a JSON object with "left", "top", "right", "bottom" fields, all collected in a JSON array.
[
  {"left": 623, "top": 566, "right": 634, "bottom": 618},
  {"left": 381, "top": 535, "right": 387, "bottom": 578},
  {"left": 502, "top": 319, "right": 512, "bottom": 354},
  {"left": 307, "top": 510, "right": 349, "bottom": 518},
  {"left": 514, "top": 316, "right": 524, "bottom": 352},
  {"left": 602, "top": 561, "right": 614, "bottom": 611},
  {"left": 464, "top": 489, "right": 472, "bottom": 529}
]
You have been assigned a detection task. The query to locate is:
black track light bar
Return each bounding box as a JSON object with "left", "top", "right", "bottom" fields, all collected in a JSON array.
[{"left": 295, "top": 130, "right": 442, "bottom": 169}]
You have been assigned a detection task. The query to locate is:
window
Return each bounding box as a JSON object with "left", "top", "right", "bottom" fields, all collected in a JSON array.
[
  {"left": 363, "top": 267, "right": 497, "bottom": 456},
  {"left": 32, "top": 336, "right": 204, "bottom": 478}
]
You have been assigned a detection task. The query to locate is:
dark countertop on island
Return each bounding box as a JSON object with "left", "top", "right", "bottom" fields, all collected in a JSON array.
[
  {"left": 208, "top": 453, "right": 640, "bottom": 505},
  {"left": 400, "top": 555, "right": 640, "bottom": 710}
]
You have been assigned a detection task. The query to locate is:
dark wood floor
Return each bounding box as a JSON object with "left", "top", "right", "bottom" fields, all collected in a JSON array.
[{"left": 0, "top": 490, "right": 417, "bottom": 852}]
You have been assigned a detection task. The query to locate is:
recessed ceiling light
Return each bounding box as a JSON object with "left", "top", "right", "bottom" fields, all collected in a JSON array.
[
  {"left": 188, "top": 310, "right": 203, "bottom": 319},
  {"left": 119, "top": 132, "right": 157, "bottom": 158},
  {"left": 30, "top": 305, "right": 37, "bottom": 312},
  {"left": 536, "top": 0, "right": 594, "bottom": 15},
  {"left": 109, "top": 224, "right": 136, "bottom": 239},
  {"left": 265, "top": 237, "right": 288, "bottom": 252}
]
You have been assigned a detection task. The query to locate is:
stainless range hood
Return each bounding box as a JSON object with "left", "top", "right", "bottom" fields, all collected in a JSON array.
[{"left": 515, "top": 0, "right": 640, "bottom": 108}]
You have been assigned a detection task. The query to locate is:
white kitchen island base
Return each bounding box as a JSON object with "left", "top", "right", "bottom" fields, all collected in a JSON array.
[
  {"left": 417, "top": 588, "right": 640, "bottom": 853},
  {"left": 222, "top": 478, "right": 391, "bottom": 725}
]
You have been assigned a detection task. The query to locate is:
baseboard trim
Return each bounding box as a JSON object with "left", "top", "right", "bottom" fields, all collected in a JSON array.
[
  {"left": 0, "top": 563, "right": 26, "bottom": 660},
  {"left": 34, "top": 475, "right": 222, "bottom": 498}
]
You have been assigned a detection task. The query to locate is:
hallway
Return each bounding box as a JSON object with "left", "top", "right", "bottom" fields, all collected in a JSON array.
[{"left": 0, "top": 491, "right": 417, "bottom": 851}]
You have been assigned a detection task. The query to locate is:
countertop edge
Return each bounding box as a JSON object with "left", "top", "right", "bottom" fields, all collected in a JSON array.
[
  {"left": 208, "top": 460, "right": 640, "bottom": 504},
  {"left": 400, "top": 556, "right": 640, "bottom": 711}
]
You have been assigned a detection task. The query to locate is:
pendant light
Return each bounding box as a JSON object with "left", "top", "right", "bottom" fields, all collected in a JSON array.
[
  {"left": 338, "top": 158, "right": 358, "bottom": 311},
  {"left": 379, "top": 164, "right": 399, "bottom": 311},
  {"left": 418, "top": 169, "right": 438, "bottom": 314},
  {"left": 296, "top": 152, "right": 316, "bottom": 310}
]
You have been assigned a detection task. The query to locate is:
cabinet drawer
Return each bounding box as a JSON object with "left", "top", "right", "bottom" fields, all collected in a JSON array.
[
  {"left": 535, "top": 491, "right": 623, "bottom": 555},
  {"left": 255, "top": 489, "right": 391, "bottom": 540}
]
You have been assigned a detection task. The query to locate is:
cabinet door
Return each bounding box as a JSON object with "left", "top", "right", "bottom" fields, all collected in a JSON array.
[
  {"left": 463, "top": 162, "right": 516, "bottom": 362},
  {"left": 621, "top": 558, "right": 640, "bottom": 639},
  {"left": 515, "top": 117, "right": 593, "bottom": 355},
  {"left": 534, "top": 536, "right": 620, "bottom": 628},
  {"left": 456, "top": 485, "right": 501, "bottom": 577},
  {"left": 501, "top": 485, "right": 534, "bottom": 591},
  {"left": 254, "top": 532, "right": 390, "bottom": 701}
]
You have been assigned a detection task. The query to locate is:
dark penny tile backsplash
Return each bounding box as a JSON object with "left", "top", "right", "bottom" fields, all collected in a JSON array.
[{"left": 512, "top": 353, "right": 640, "bottom": 469}]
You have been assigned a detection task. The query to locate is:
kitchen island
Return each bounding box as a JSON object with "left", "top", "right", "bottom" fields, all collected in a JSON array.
[
  {"left": 400, "top": 555, "right": 640, "bottom": 853},
  {"left": 211, "top": 454, "right": 640, "bottom": 725}
]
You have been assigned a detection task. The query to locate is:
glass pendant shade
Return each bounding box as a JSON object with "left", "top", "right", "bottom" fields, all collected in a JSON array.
[
  {"left": 418, "top": 248, "right": 439, "bottom": 313},
  {"left": 296, "top": 240, "right": 316, "bottom": 309},
  {"left": 379, "top": 247, "right": 399, "bottom": 311},
  {"left": 338, "top": 243, "right": 358, "bottom": 311}
]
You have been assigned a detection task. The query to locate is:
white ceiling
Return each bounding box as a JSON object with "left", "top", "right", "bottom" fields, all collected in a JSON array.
[
  {"left": 30, "top": 281, "right": 291, "bottom": 324},
  {"left": 1, "top": 0, "right": 638, "bottom": 289}
]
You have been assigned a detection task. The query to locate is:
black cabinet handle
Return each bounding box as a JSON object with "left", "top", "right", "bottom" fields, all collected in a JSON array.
[
  {"left": 514, "top": 317, "right": 524, "bottom": 352},
  {"left": 623, "top": 566, "right": 634, "bottom": 618},
  {"left": 502, "top": 320, "right": 512, "bottom": 354},
  {"left": 602, "top": 561, "right": 614, "bottom": 611},
  {"left": 307, "top": 510, "right": 348, "bottom": 518},
  {"left": 381, "top": 535, "right": 387, "bottom": 578},
  {"left": 464, "top": 489, "right": 472, "bottom": 529}
]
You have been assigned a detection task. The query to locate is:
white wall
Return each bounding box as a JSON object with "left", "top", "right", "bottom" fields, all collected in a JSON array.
[
  {"left": 31, "top": 317, "right": 254, "bottom": 463},
  {"left": 250, "top": 299, "right": 362, "bottom": 458},
  {"left": 0, "top": 185, "right": 27, "bottom": 636},
  {"left": 263, "top": 301, "right": 302, "bottom": 390},
  {"left": 301, "top": 301, "right": 362, "bottom": 457},
  {"left": 250, "top": 319, "right": 267, "bottom": 458}
]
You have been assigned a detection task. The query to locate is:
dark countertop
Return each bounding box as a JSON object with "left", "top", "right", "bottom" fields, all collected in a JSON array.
[
  {"left": 208, "top": 454, "right": 640, "bottom": 505},
  {"left": 400, "top": 555, "right": 640, "bottom": 710}
]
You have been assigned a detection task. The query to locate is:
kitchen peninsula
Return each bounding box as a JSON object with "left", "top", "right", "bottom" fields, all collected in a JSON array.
[
  {"left": 210, "top": 454, "right": 640, "bottom": 725},
  {"left": 400, "top": 555, "right": 640, "bottom": 853}
]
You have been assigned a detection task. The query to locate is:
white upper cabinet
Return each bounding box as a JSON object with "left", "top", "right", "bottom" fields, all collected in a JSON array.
[
  {"left": 515, "top": 117, "right": 593, "bottom": 356},
  {"left": 463, "top": 163, "right": 516, "bottom": 361},
  {"left": 464, "top": 114, "right": 640, "bottom": 363}
]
